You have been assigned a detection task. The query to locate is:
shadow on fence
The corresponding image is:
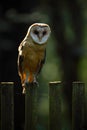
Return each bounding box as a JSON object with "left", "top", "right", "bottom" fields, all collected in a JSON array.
[{"left": 0, "top": 81, "right": 87, "bottom": 130}]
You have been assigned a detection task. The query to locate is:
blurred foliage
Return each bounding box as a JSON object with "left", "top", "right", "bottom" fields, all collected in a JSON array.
[{"left": 0, "top": 0, "right": 87, "bottom": 130}]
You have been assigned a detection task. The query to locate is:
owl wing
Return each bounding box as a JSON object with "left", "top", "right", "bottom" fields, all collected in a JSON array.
[
  {"left": 37, "top": 49, "right": 46, "bottom": 75},
  {"left": 18, "top": 54, "right": 24, "bottom": 74},
  {"left": 18, "top": 43, "right": 24, "bottom": 74}
]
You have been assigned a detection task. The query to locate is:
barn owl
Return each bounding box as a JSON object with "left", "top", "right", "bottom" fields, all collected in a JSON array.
[{"left": 17, "top": 23, "right": 51, "bottom": 93}]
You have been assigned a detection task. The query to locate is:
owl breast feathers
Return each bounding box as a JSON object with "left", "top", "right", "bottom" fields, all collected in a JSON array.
[{"left": 17, "top": 23, "right": 51, "bottom": 93}]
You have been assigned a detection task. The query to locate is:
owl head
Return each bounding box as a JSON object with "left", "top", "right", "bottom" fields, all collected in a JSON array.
[{"left": 27, "top": 23, "right": 51, "bottom": 45}]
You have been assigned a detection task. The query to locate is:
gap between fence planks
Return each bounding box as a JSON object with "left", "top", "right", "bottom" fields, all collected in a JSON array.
[
  {"left": 49, "top": 81, "right": 85, "bottom": 130},
  {"left": 0, "top": 82, "right": 14, "bottom": 130}
]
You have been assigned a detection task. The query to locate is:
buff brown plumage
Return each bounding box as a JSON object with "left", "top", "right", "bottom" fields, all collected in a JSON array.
[{"left": 17, "top": 23, "right": 51, "bottom": 93}]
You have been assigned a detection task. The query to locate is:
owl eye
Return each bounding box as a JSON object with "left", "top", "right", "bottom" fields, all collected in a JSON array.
[
  {"left": 43, "top": 31, "right": 47, "bottom": 36},
  {"left": 34, "top": 30, "right": 39, "bottom": 35}
]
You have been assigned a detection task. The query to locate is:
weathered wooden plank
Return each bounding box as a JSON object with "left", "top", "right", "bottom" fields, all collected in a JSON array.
[
  {"left": 49, "top": 81, "right": 62, "bottom": 130},
  {"left": 72, "top": 82, "right": 85, "bottom": 130},
  {"left": 25, "top": 84, "right": 38, "bottom": 130},
  {"left": 0, "top": 82, "right": 14, "bottom": 130}
]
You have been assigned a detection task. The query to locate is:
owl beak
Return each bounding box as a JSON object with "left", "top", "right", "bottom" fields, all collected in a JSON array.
[{"left": 38, "top": 33, "right": 43, "bottom": 41}]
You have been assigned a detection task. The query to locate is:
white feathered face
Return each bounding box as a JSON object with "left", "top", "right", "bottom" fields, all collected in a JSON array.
[{"left": 29, "top": 23, "right": 51, "bottom": 45}]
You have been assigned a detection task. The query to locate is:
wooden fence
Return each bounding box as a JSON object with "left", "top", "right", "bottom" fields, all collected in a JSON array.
[{"left": 0, "top": 81, "right": 86, "bottom": 130}]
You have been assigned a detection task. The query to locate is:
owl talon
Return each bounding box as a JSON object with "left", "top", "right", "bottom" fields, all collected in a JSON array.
[
  {"left": 22, "top": 83, "right": 26, "bottom": 94},
  {"left": 24, "top": 81, "right": 39, "bottom": 87},
  {"left": 22, "top": 87, "right": 26, "bottom": 94},
  {"left": 33, "top": 81, "right": 39, "bottom": 87}
]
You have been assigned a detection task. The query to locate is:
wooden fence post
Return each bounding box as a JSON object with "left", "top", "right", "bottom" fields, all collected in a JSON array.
[
  {"left": 72, "top": 82, "right": 85, "bottom": 130},
  {"left": 49, "top": 81, "right": 62, "bottom": 130},
  {"left": 0, "top": 82, "right": 14, "bottom": 130},
  {"left": 25, "top": 84, "right": 38, "bottom": 130}
]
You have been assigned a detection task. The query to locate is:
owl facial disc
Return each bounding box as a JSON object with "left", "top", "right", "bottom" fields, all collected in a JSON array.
[{"left": 29, "top": 23, "right": 51, "bottom": 45}]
